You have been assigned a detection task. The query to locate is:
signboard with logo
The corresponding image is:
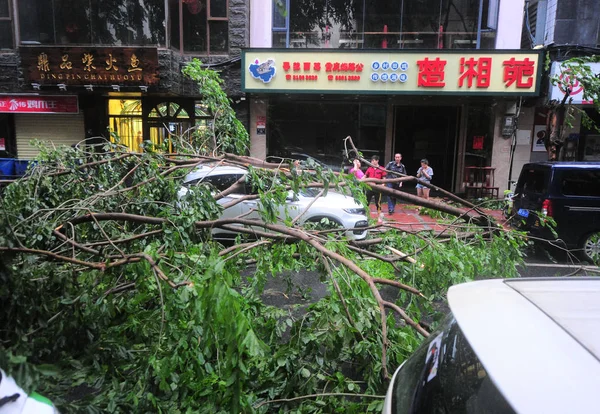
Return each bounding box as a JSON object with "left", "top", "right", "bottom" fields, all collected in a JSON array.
[
  {"left": 0, "top": 95, "right": 79, "bottom": 113},
  {"left": 548, "top": 62, "right": 599, "bottom": 105},
  {"left": 20, "top": 47, "right": 159, "bottom": 87},
  {"left": 242, "top": 49, "right": 542, "bottom": 95}
]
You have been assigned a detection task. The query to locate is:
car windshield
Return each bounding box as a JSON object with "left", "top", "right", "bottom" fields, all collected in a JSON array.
[
  {"left": 299, "top": 187, "right": 322, "bottom": 198},
  {"left": 390, "top": 314, "right": 515, "bottom": 414}
]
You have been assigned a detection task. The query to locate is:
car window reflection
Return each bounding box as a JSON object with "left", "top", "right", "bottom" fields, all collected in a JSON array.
[{"left": 392, "top": 315, "right": 515, "bottom": 414}]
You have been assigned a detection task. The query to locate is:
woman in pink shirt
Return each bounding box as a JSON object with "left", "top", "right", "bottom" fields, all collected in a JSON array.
[{"left": 349, "top": 159, "right": 365, "bottom": 179}]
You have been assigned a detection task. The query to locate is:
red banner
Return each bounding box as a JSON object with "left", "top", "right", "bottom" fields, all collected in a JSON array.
[
  {"left": 472, "top": 135, "right": 484, "bottom": 150},
  {"left": 0, "top": 96, "right": 78, "bottom": 113}
]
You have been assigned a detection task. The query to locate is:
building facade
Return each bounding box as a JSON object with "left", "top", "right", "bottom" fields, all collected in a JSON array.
[
  {"left": 247, "top": 0, "right": 540, "bottom": 196},
  {"left": 0, "top": 0, "right": 249, "bottom": 176},
  {"left": 513, "top": 0, "right": 600, "bottom": 185}
]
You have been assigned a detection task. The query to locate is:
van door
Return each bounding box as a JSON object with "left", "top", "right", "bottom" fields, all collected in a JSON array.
[
  {"left": 513, "top": 165, "right": 551, "bottom": 228},
  {"left": 556, "top": 168, "right": 600, "bottom": 246}
]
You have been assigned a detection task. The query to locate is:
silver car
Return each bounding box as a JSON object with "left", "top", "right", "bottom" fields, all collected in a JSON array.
[{"left": 179, "top": 164, "right": 369, "bottom": 240}]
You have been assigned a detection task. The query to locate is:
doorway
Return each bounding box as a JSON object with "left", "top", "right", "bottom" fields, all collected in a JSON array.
[{"left": 393, "top": 106, "right": 459, "bottom": 192}]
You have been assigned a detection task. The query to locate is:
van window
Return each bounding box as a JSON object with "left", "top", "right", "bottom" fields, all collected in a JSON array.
[
  {"left": 390, "top": 315, "right": 515, "bottom": 413},
  {"left": 561, "top": 170, "right": 600, "bottom": 197},
  {"left": 517, "top": 169, "right": 549, "bottom": 194}
]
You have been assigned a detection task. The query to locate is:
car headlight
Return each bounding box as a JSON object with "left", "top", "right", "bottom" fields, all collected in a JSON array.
[{"left": 343, "top": 208, "right": 366, "bottom": 215}]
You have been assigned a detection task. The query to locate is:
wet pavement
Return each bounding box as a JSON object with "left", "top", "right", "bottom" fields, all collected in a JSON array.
[{"left": 366, "top": 200, "right": 506, "bottom": 233}]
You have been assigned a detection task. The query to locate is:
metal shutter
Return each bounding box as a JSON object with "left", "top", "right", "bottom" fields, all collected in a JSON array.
[{"left": 15, "top": 114, "right": 85, "bottom": 159}]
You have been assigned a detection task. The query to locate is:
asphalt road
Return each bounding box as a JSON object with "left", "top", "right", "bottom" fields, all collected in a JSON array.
[
  {"left": 255, "top": 244, "right": 600, "bottom": 313},
  {"left": 518, "top": 244, "right": 600, "bottom": 278}
]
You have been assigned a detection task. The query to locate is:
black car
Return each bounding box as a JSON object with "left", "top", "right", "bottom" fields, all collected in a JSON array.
[{"left": 512, "top": 162, "right": 600, "bottom": 263}]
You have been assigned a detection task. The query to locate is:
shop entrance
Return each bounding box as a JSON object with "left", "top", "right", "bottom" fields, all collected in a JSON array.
[
  {"left": 267, "top": 100, "right": 387, "bottom": 169},
  {"left": 393, "top": 106, "right": 459, "bottom": 193}
]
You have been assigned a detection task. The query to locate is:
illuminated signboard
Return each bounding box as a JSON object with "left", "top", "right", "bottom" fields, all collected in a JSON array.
[
  {"left": 20, "top": 47, "right": 159, "bottom": 87},
  {"left": 548, "top": 61, "right": 599, "bottom": 105},
  {"left": 0, "top": 95, "right": 79, "bottom": 113},
  {"left": 242, "top": 49, "right": 542, "bottom": 95}
]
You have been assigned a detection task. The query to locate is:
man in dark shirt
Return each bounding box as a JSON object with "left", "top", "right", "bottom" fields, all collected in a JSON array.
[{"left": 385, "top": 153, "right": 406, "bottom": 214}]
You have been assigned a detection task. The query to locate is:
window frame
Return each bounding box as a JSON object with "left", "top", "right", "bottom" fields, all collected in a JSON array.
[
  {"left": 276, "top": 0, "right": 497, "bottom": 50},
  {"left": 174, "top": 0, "right": 230, "bottom": 56},
  {"left": 0, "top": 0, "right": 14, "bottom": 49},
  {"left": 272, "top": 0, "right": 290, "bottom": 48}
]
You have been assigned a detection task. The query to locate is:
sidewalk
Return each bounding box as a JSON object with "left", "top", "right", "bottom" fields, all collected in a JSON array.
[{"left": 368, "top": 201, "right": 505, "bottom": 233}]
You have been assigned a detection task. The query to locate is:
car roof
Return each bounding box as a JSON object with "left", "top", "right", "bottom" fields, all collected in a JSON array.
[
  {"left": 523, "top": 161, "right": 600, "bottom": 170},
  {"left": 184, "top": 164, "right": 248, "bottom": 183},
  {"left": 448, "top": 277, "right": 600, "bottom": 414}
]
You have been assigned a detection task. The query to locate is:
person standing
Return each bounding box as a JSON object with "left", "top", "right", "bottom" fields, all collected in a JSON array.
[
  {"left": 364, "top": 155, "right": 386, "bottom": 215},
  {"left": 349, "top": 159, "right": 365, "bottom": 180},
  {"left": 385, "top": 153, "right": 406, "bottom": 214},
  {"left": 416, "top": 158, "right": 434, "bottom": 199}
]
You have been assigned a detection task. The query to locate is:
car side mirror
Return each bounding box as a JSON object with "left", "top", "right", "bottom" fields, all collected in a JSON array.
[{"left": 286, "top": 191, "right": 298, "bottom": 201}]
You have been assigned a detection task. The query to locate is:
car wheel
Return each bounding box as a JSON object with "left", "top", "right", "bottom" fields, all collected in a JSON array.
[{"left": 581, "top": 231, "right": 600, "bottom": 264}]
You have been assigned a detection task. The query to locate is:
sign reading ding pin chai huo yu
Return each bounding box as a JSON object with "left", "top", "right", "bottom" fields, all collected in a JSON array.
[{"left": 242, "top": 49, "right": 543, "bottom": 96}]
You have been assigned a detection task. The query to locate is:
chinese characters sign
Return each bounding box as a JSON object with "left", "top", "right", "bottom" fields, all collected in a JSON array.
[
  {"left": 0, "top": 96, "right": 79, "bottom": 113},
  {"left": 20, "top": 47, "right": 159, "bottom": 87},
  {"left": 243, "top": 50, "right": 542, "bottom": 95}
]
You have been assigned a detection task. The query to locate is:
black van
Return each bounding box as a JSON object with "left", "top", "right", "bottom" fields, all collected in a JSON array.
[{"left": 512, "top": 162, "right": 600, "bottom": 263}]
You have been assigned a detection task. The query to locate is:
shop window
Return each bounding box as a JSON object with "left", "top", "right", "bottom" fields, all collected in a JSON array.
[
  {"left": 170, "top": 0, "right": 229, "bottom": 54},
  {"left": 272, "top": 0, "right": 289, "bottom": 48},
  {"left": 0, "top": 0, "right": 13, "bottom": 49},
  {"left": 108, "top": 99, "right": 143, "bottom": 152},
  {"left": 279, "top": 0, "right": 496, "bottom": 49},
  {"left": 18, "top": 0, "right": 166, "bottom": 46}
]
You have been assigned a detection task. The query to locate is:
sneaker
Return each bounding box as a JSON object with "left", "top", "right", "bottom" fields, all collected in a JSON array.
[{"left": 388, "top": 210, "right": 394, "bottom": 214}]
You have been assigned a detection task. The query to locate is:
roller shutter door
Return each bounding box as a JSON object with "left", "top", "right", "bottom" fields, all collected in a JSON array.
[{"left": 15, "top": 114, "right": 85, "bottom": 159}]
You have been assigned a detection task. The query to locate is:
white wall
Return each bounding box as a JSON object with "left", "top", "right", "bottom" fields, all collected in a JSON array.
[
  {"left": 495, "top": 0, "right": 526, "bottom": 49},
  {"left": 249, "top": 0, "right": 272, "bottom": 158},
  {"left": 250, "top": 0, "right": 272, "bottom": 47},
  {"left": 490, "top": 104, "right": 533, "bottom": 194}
]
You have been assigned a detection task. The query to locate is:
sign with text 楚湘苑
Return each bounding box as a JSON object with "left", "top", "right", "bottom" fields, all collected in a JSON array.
[
  {"left": 242, "top": 49, "right": 542, "bottom": 96},
  {"left": 20, "top": 47, "right": 159, "bottom": 87}
]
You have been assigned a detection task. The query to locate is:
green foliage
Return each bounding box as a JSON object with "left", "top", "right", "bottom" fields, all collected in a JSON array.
[
  {"left": 548, "top": 55, "right": 600, "bottom": 145},
  {"left": 0, "top": 60, "right": 527, "bottom": 413},
  {"left": 373, "top": 228, "right": 526, "bottom": 301},
  {"left": 182, "top": 59, "right": 249, "bottom": 155}
]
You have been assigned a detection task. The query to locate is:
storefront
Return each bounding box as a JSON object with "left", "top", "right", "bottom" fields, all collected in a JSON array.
[
  {"left": 5, "top": 47, "right": 214, "bottom": 162},
  {"left": 0, "top": 95, "right": 82, "bottom": 176},
  {"left": 243, "top": 49, "right": 542, "bottom": 194}
]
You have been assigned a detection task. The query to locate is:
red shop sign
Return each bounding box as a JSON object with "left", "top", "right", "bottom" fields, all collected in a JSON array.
[
  {"left": 0, "top": 95, "right": 79, "bottom": 114},
  {"left": 472, "top": 135, "right": 484, "bottom": 150}
]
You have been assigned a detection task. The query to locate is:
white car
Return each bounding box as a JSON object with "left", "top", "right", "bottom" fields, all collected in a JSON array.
[
  {"left": 179, "top": 164, "right": 369, "bottom": 240},
  {"left": 0, "top": 368, "right": 59, "bottom": 413},
  {"left": 384, "top": 277, "right": 600, "bottom": 414}
]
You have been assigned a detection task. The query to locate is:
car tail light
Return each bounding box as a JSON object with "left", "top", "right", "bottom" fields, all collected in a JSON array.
[{"left": 541, "top": 199, "right": 553, "bottom": 217}]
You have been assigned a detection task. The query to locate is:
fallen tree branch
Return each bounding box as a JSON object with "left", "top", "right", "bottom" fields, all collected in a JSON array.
[{"left": 254, "top": 392, "right": 385, "bottom": 409}]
